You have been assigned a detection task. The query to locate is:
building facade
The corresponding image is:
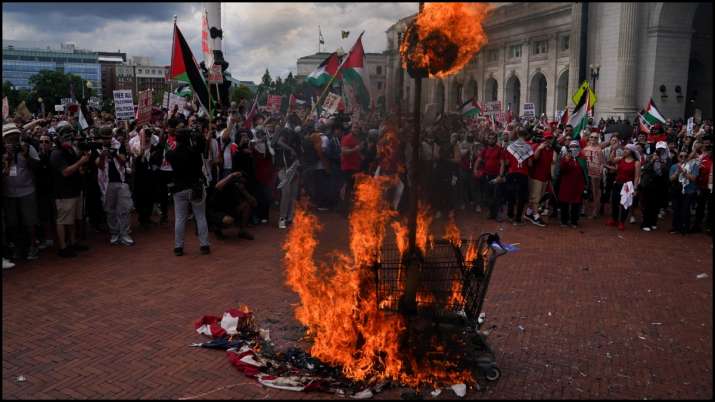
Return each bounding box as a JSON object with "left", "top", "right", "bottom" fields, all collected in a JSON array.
[
  {"left": 385, "top": 2, "right": 712, "bottom": 122},
  {"left": 98, "top": 51, "right": 127, "bottom": 100},
  {"left": 114, "top": 57, "right": 171, "bottom": 100},
  {"left": 296, "top": 52, "right": 388, "bottom": 112},
  {"left": 2, "top": 41, "right": 102, "bottom": 97}
]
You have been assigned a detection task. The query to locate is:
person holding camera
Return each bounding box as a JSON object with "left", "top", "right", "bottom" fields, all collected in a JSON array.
[
  {"left": 50, "top": 123, "right": 91, "bottom": 258},
  {"left": 96, "top": 127, "right": 134, "bottom": 246},
  {"left": 166, "top": 128, "right": 210, "bottom": 256},
  {"left": 3, "top": 123, "right": 41, "bottom": 261}
]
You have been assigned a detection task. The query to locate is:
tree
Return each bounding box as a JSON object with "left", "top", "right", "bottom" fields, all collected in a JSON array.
[
  {"left": 274, "top": 76, "right": 284, "bottom": 95},
  {"left": 284, "top": 72, "right": 297, "bottom": 95},
  {"left": 230, "top": 84, "right": 254, "bottom": 106},
  {"left": 258, "top": 69, "right": 272, "bottom": 104},
  {"left": 27, "top": 70, "right": 94, "bottom": 109}
]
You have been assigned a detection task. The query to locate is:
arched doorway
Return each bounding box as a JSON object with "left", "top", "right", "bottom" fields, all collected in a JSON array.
[
  {"left": 505, "top": 75, "right": 521, "bottom": 116},
  {"left": 530, "top": 72, "right": 547, "bottom": 117},
  {"left": 484, "top": 77, "right": 497, "bottom": 102},
  {"left": 685, "top": 2, "right": 712, "bottom": 120},
  {"left": 556, "top": 70, "right": 569, "bottom": 113},
  {"left": 465, "top": 78, "right": 478, "bottom": 102},
  {"left": 435, "top": 80, "right": 445, "bottom": 113}
]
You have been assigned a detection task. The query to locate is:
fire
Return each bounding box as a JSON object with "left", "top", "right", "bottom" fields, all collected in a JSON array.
[
  {"left": 443, "top": 211, "right": 462, "bottom": 248},
  {"left": 464, "top": 236, "right": 477, "bottom": 266},
  {"left": 416, "top": 202, "right": 434, "bottom": 254},
  {"left": 284, "top": 176, "right": 476, "bottom": 388},
  {"left": 400, "top": 2, "right": 490, "bottom": 78}
]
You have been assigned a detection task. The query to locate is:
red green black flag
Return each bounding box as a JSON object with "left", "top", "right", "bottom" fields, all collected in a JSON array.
[{"left": 170, "top": 23, "right": 210, "bottom": 113}]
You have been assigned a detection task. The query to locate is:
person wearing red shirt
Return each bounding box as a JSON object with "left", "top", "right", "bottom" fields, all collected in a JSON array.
[
  {"left": 501, "top": 127, "right": 533, "bottom": 225},
  {"left": 558, "top": 141, "right": 587, "bottom": 228},
  {"left": 525, "top": 131, "right": 554, "bottom": 227},
  {"left": 606, "top": 145, "right": 641, "bottom": 230},
  {"left": 340, "top": 125, "right": 363, "bottom": 213},
  {"left": 692, "top": 134, "right": 712, "bottom": 232},
  {"left": 474, "top": 132, "right": 503, "bottom": 220}
]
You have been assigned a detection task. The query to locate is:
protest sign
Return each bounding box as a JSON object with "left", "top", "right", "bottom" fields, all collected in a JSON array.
[
  {"left": 687, "top": 117, "right": 694, "bottom": 136},
  {"left": 113, "top": 89, "right": 135, "bottom": 121},
  {"left": 54, "top": 105, "right": 64, "bottom": 112},
  {"left": 88, "top": 96, "right": 101, "bottom": 110},
  {"left": 322, "top": 92, "right": 342, "bottom": 115},
  {"left": 484, "top": 101, "right": 502, "bottom": 116},
  {"left": 167, "top": 92, "right": 186, "bottom": 113},
  {"left": 208, "top": 65, "right": 223, "bottom": 84},
  {"left": 495, "top": 111, "right": 506, "bottom": 123},
  {"left": 135, "top": 89, "right": 153, "bottom": 126},
  {"left": 2, "top": 97, "right": 8, "bottom": 119},
  {"left": 267, "top": 95, "right": 282, "bottom": 113},
  {"left": 522, "top": 103, "right": 535, "bottom": 118}
]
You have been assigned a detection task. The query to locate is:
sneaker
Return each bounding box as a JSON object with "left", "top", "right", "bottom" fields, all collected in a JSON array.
[
  {"left": 606, "top": 219, "right": 617, "bottom": 227},
  {"left": 37, "top": 239, "right": 53, "bottom": 250},
  {"left": 238, "top": 230, "right": 255, "bottom": 240},
  {"left": 278, "top": 219, "right": 287, "bottom": 229},
  {"left": 71, "top": 244, "right": 89, "bottom": 252},
  {"left": 260, "top": 219, "right": 268, "bottom": 224},
  {"left": 119, "top": 235, "right": 134, "bottom": 246},
  {"left": 3, "top": 258, "right": 15, "bottom": 270},
  {"left": 200, "top": 245, "right": 211, "bottom": 255},
  {"left": 641, "top": 227, "right": 651, "bottom": 232},
  {"left": 527, "top": 214, "right": 546, "bottom": 227},
  {"left": 651, "top": 226, "right": 657, "bottom": 230},
  {"left": 629, "top": 216, "right": 637, "bottom": 224},
  {"left": 110, "top": 234, "right": 120, "bottom": 245},
  {"left": 174, "top": 247, "right": 184, "bottom": 256},
  {"left": 524, "top": 213, "right": 536, "bottom": 224},
  {"left": 26, "top": 247, "right": 39, "bottom": 260},
  {"left": 618, "top": 223, "right": 625, "bottom": 231},
  {"left": 57, "top": 247, "right": 78, "bottom": 258}
]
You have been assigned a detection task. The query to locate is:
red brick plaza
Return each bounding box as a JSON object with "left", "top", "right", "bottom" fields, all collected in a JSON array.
[{"left": 2, "top": 210, "right": 712, "bottom": 399}]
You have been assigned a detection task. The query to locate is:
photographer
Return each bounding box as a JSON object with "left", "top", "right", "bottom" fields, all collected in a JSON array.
[
  {"left": 96, "top": 127, "right": 134, "bottom": 246},
  {"left": 166, "top": 127, "right": 210, "bottom": 256},
  {"left": 3, "top": 123, "right": 41, "bottom": 261},
  {"left": 50, "top": 123, "right": 91, "bottom": 258}
]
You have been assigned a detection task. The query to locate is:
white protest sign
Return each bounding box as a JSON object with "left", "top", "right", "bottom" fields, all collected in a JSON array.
[
  {"left": 88, "top": 96, "right": 101, "bottom": 110},
  {"left": 523, "top": 103, "right": 535, "bottom": 118},
  {"left": 687, "top": 117, "right": 694, "bottom": 136},
  {"left": 322, "top": 92, "right": 342, "bottom": 115},
  {"left": 54, "top": 104, "right": 65, "bottom": 112},
  {"left": 208, "top": 65, "right": 223, "bottom": 84},
  {"left": 113, "top": 89, "right": 135, "bottom": 121},
  {"left": 484, "top": 101, "right": 502, "bottom": 116},
  {"left": 167, "top": 93, "right": 186, "bottom": 113}
]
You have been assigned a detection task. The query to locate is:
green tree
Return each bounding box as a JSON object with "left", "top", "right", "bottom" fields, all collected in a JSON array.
[
  {"left": 230, "top": 84, "right": 254, "bottom": 106},
  {"left": 27, "top": 70, "right": 95, "bottom": 109},
  {"left": 284, "top": 72, "right": 297, "bottom": 96},
  {"left": 258, "top": 69, "right": 272, "bottom": 104}
]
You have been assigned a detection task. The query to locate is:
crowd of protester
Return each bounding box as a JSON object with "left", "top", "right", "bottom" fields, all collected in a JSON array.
[{"left": 2, "top": 98, "right": 712, "bottom": 269}]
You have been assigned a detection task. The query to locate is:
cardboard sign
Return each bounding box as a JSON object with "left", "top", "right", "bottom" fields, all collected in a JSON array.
[
  {"left": 484, "top": 101, "right": 502, "bottom": 115},
  {"left": 113, "top": 89, "right": 135, "bottom": 121},
  {"left": 135, "top": 89, "right": 153, "bottom": 126},
  {"left": 208, "top": 64, "right": 223, "bottom": 84},
  {"left": 522, "top": 102, "right": 535, "bottom": 118},
  {"left": 267, "top": 95, "right": 282, "bottom": 113},
  {"left": 322, "top": 92, "right": 342, "bottom": 115}
]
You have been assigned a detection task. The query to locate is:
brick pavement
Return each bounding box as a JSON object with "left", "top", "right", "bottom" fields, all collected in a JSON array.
[{"left": 2, "top": 209, "right": 712, "bottom": 399}]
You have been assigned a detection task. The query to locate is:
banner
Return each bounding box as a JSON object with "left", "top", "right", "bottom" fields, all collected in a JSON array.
[
  {"left": 113, "top": 89, "right": 135, "bottom": 121},
  {"left": 166, "top": 92, "right": 187, "bottom": 113},
  {"left": 135, "top": 89, "right": 153, "bottom": 126},
  {"left": 522, "top": 103, "right": 535, "bottom": 118},
  {"left": 322, "top": 92, "right": 342, "bottom": 115},
  {"left": 484, "top": 101, "right": 502, "bottom": 116},
  {"left": 267, "top": 95, "right": 282, "bottom": 113},
  {"left": 208, "top": 65, "right": 223, "bottom": 84},
  {"left": 2, "top": 96, "right": 8, "bottom": 119},
  {"left": 54, "top": 105, "right": 64, "bottom": 112},
  {"left": 88, "top": 96, "right": 101, "bottom": 110}
]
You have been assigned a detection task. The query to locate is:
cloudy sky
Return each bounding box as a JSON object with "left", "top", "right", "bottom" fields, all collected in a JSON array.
[{"left": 2, "top": 2, "right": 419, "bottom": 83}]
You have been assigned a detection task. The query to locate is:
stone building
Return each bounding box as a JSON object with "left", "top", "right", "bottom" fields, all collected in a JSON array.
[
  {"left": 115, "top": 57, "right": 171, "bottom": 100},
  {"left": 385, "top": 2, "right": 712, "bottom": 122}
]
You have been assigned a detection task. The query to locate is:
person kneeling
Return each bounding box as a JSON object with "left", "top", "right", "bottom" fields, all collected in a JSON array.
[{"left": 207, "top": 171, "right": 255, "bottom": 240}]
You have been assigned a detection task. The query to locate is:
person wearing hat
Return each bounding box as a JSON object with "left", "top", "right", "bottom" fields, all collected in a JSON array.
[
  {"left": 557, "top": 140, "right": 588, "bottom": 228},
  {"left": 49, "top": 123, "right": 92, "bottom": 257},
  {"left": 95, "top": 126, "right": 134, "bottom": 246},
  {"left": 524, "top": 129, "right": 553, "bottom": 227},
  {"left": 3, "top": 123, "right": 42, "bottom": 261},
  {"left": 638, "top": 140, "right": 670, "bottom": 231}
]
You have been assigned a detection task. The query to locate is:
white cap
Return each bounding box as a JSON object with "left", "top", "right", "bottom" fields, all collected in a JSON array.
[{"left": 655, "top": 141, "right": 668, "bottom": 151}]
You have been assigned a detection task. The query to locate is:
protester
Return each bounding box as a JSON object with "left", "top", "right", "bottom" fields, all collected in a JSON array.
[
  {"left": 557, "top": 140, "right": 587, "bottom": 228},
  {"left": 606, "top": 144, "right": 641, "bottom": 231},
  {"left": 96, "top": 127, "right": 134, "bottom": 245},
  {"left": 582, "top": 131, "right": 605, "bottom": 218},
  {"left": 669, "top": 150, "right": 700, "bottom": 234},
  {"left": 502, "top": 126, "right": 533, "bottom": 225}
]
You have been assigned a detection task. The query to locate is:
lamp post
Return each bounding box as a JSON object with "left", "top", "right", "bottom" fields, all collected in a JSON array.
[{"left": 589, "top": 64, "right": 599, "bottom": 118}]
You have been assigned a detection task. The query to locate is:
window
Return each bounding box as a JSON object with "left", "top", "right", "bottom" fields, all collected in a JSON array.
[
  {"left": 509, "top": 45, "right": 521, "bottom": 59},
  {"left": 376, "top": 66, "right": 382, "bottom": 75},
  {"left": 559, "top": 35, "right": 570, "bottom": 51},
  {"left": 532, "top": 40, "right": 548, "bottom": 55},
  {"left": 487, "top": 49, "right": 499, "bottom": 62},
  {"left": 138, "top": 68, "right": 143, "bottom": 74}
]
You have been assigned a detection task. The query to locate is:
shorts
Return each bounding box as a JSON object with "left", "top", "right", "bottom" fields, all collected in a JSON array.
[
  {"left": 3, "top": 193, "right": 39, "bottom": 228},
  {"left": 528, "top": 178, "right": 548, "bottom": 206},
  {"left": 55, "top": 197, "right": 82, "bottom": 225}
]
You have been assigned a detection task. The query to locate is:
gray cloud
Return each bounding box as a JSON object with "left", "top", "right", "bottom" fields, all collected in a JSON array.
[{"left": 2, "top": 2, "right": 418, "bottom": 83}]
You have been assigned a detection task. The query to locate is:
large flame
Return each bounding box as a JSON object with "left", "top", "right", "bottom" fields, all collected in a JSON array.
[
  {"left": 283, "top": 175, "right": 475, "bottom": 387},
  {"left": 400, "top": 2, "right": 490, "bottom": 78}
]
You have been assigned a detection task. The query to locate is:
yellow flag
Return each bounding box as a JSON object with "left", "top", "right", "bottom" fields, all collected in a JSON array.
[
  {"left": 588, "top": 87, "right": 597, "bottom": 107},
  {"left": 571, "top": 81, "right": 589, "bottom": 106}
]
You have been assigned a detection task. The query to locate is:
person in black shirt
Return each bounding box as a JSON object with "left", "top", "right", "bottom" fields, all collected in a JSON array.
[
  {"left": 96, "top": 127, "right": 134, "bottom": 246},
  {"left": 165, "top": 128, "right": 210, "bottom": 256},
  {"left": 206, "top": 171, "right": 255, "bottom": 240}
]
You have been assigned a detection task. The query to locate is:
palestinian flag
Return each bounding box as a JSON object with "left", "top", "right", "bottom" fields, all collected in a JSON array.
[
  {"left": 341, "top": 33, "right": 371, "bottom": 111},
  {"left": 170, "top": 22, "right": 210, "bottom": 113},
  {"left": 568, "top": 88, "right": 591, "bottom": 139},
  {"left": 638, "top": 99, "right": 666, "bottom": 134},
  {"left": 460, "top": 97, "right": 481, "bottom": 118},
  {"left": 306, "top": 52, "right": 341, "bottom": 87}
]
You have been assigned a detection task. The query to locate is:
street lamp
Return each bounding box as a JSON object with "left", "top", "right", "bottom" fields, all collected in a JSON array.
[
  {"left": 82, "top": 80, "right": 93, "bottom": 100},
  {"left": 590, "top": 64, "right": 600, "bottom": 118}
]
